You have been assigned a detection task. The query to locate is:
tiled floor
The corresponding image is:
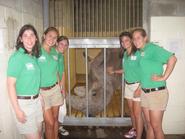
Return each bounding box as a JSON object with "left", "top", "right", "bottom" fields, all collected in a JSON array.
[{"left": 59, "top": 126, "right": 185, "bottom": 139}]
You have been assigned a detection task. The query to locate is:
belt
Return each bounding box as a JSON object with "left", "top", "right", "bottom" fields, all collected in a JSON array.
[
  {"left": 40, "top": 82, "right": 58, "bottom": 90},
  {"left": 17, "top": 94, "right": 39, "bottom": 99},
  {"left": 142, "top": 86, "right": 166, "bottom": 93},
  {"left": 125, "top": 80, "right": 139, "bottom": 85}
]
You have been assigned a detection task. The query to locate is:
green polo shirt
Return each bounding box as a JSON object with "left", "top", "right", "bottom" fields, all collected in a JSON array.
[
  {"left": 7, "top": 48, "right": 40, "bottom": 96},
  {"left": 58, "top": 53, "right": 65, "bottom": 80},
  {"left": 139, "top": 43, "right": 173, "bottom": 88},
  {"left": 37, "top": 47, "right": 59, "bottom": 87},
  {"left": 123, "top": 51, "right": 141, "bottom": 83}
]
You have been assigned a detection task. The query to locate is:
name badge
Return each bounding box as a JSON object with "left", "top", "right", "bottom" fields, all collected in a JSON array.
[
  {"left": 141, "top": 52, "right": 145, "bottom": 57},
  {"left": 131, "top": 56, "right": 137, "bottom": 60},
  {"left": 38, "top": 56, "right": 46, "bottom": 62},
  {"left": 53, "top": 55, "right": 58, "bottom": 61},
  {"left": 26, "top": 63, "right": 35, "bottom": 70}
]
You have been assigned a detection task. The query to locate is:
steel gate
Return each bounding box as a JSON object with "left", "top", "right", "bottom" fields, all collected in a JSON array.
[{"left": 63, "top": 38, "right": 131, "bottom": 126}]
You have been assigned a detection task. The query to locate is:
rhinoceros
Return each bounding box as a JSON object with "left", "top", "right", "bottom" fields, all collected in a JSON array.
[{"left": 68, "top": 48, "right": 122, "bottom": 116}]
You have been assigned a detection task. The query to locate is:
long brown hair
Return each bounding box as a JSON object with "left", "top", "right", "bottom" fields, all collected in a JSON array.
[
  {"left": 42, "top": 27, "right": 59, "bottom": 42},
  {"left": 16, "top": 24, "right": 40, "bottom": 58},
  {"left": 119, "top": 31, "right": 137, "bottom": 58}
]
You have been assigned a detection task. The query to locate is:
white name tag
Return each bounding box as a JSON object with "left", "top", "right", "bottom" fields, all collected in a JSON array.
[
  {"left": 141, "top": 52, "right": 145, "bottom": 57},
  {"left": 38, "top": 56, "right": 46, "bottom": 62},
  {"left": 26, "top": 63, "right": 35, "bottom": 70},
  {"left": 53, "top": 55, "right": 58, "bottom": 61},
  {"left": 131, "top": 55, "right": 137, "bottom": 60}
]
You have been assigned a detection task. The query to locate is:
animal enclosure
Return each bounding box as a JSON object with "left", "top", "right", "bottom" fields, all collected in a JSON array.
[{"left": 63, "top": 38, "right": 131, "bottom": 126}]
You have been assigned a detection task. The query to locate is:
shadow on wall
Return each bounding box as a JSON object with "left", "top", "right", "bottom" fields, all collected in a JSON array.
[{"left": 6, "top": 17, "right": 18, "bottom": 50}]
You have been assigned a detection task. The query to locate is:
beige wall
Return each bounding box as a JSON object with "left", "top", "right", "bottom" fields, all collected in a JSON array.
[
  {"left": 0, "top": 0, "right": 43, "bottom": 138},
  {"left": 151, "top": 16, "right": 185, "bottom": 134}
]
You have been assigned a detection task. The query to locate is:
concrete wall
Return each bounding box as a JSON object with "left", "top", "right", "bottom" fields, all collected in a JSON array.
[
  {"left": 143, "top": 0, "right": 185, "bottom": 134},
  {"left": 0, "top": 0, "right": 43, "bottom": 138},
  {"left": 143, "top": 0, "right": 185, "bottom": 37}
]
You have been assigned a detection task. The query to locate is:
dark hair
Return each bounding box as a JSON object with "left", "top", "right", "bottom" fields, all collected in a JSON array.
[
  {"left": 119, "top": 31, "right": 137, "bottom": 58},
  {"left": 16, "top": 24, "right": 40, "bottom": 58},
  {"left": 57, "top": 35, "right": 69, "bottom": 45},
  {"left": 131, "top": 28, "right": 147, "bottom": 38},
  {"left": 42, "top": 27, "right": 59, "bottom": 42}
]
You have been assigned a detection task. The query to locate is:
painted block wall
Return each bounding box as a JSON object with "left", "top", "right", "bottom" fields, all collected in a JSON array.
[{"left": 0, "top": 0, "right": 43, "bottom": 138}]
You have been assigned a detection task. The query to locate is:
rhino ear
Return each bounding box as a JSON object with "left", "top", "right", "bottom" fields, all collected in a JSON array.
[{"left": 83, "top": 51, "right": 94, "bottom": 62}]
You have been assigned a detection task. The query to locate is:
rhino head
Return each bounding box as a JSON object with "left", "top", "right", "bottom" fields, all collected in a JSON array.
[{"left": 68, "top": 48, "right": 122, "bottom": 116}]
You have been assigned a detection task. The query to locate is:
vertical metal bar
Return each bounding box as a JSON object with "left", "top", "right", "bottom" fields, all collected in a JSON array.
[
  {"left": 59, "top": 0, "right": 62, "bottom": 34},
  {"left": 76, "top": 0, "right": 78, "bottom": 37},
  {"left": 43, "top": 0, "right": 49, "bottom": 29},
  {"left": 109, "top": 0, "right": 110, "bottom": 36},
  {"left": 121, "top": 0, "right": 122, "bottom": 31},
  {"left": 133, "top": 0, "right": 135, "bottom": 27},
  {"left": 65, "top": 0, "right": 67, "bottom": 36},
  {"left": 121, "top": 76, "right": 124, "bottom": 117},
  {"left": 89, "top": 0, "right": 90, "bottom": 36},
  {"left": 124, "top": 0, "right": 127, "bottom": 29},
  {"left": 53, "top": 0, "right": 56, "bottom": 27},
  {"left": 57, "top": 0, "right": 59, "bottom": 29},
  {"left": 84, "top": 0, "right": 87, "bottom": 37},
  {"left": 111, "top": 0, "right": 115, "bottom": 36},
  {"left": 137, "top": 0, "right": 140, "bottom": 26},
  {"left": 93, "top": 0, "right": 95, "bottom": 36},
  {"left": 72, "top": 0, "right": 74, "bottom": 37},
  {"left": 96, "top": 0, "right": 98, "bottom": 37},
  {"left": 117, "top": 0, "right": 119, "bottom": 36},
  {"left": 57, "top": 0, "right": 59, "bottom": 27},
  {"left": 140, "top": 0, "right": 143, "bottom": 26},
  {"left": 103, "top": 48, "right": 106, "bottom": 117},
  {"left": 101, "top": 0, "right": 103, "bottom": 37},
  {"left": 85, "top": 47, "right": 89, "bottom": 117},
  {"left": 80, "top": 0, "right": 82, "bottom": 37},
  {"left": 128, "top": 0, "right": 130, "bottom": 28},
  {"left": 61, "top": 1, "right": 65, "bottom": 34},
  {"left": 67, "top": 48, "right": 71, "bottom": 116},
  {"left": 105, "top": 0, "right": 106, "bottom": 36},
  {"left": 68, "top": 0, "right": 71, "bottom": 36}
]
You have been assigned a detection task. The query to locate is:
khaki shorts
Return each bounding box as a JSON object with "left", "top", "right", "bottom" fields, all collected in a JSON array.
[
  {"left": 58, "top": 98, "right": 67, "bottom": 123},
  {"left": 40, "top": 84, "right": 64, "bottom": 110},
  {"left": 141, "top": 89, "right": 169, "bottom": 111},
  {"left": 14, "top": 97, "right": 43, "bottom": 134},
  {"left": 125, "top": 83, "right": 140, "bottom": 101}
]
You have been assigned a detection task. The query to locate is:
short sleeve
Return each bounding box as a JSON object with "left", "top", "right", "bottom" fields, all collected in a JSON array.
[
  {"left": 7, "top": 54, "right": 23, "bottom": 78},
  {"left": 58, "top": 54, "right": 64, "bottom": 80},
  {"left": 153, "top": 44, "right": 173, "bottom": 64},
  {"left": 60, "top": 56, "right": 64, "bottom": 73}
]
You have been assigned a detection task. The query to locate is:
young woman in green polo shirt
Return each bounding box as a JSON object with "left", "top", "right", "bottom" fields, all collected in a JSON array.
[
  {"left": 110, "top": 31, "right": 143, "bottom": 139},
  {"left": 132, "top": 28, "right": 177, "bottom": 139},
  {"left": 7, "top": 24, "right": 43, "bottom": 139},
  {"left": 56, "top": 36, "right": 69, "bottom": 136},
  {"left": 38, "top": 27, "right": 64, "bottom": 139}
]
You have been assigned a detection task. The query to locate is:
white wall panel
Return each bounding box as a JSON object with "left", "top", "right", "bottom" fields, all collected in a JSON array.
[{"left": 151, "top": 16, "right": 185, "bottom": 134}]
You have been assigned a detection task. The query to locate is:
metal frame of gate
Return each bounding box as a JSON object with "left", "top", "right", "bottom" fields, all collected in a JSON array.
[{"left": 63, "top": 38, "right": 131, "bottom": 126}]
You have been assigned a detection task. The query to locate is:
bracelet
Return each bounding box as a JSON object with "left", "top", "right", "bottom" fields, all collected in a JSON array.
[{"left": 61, "top": 89, "right": 65, "bottom": 94}]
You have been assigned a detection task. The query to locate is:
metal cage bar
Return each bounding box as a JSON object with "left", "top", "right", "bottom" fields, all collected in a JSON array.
[
  {"left": 49, "top": 0, "right": 143, "bottom": 37},
  {"left": 63, "top": 38, "right": 131, "bottom": 126},
  {"left": 67, "top": 48, "right": 72, "bottom": 116},
  {"left": 85, "top": 47, "right": 89, "bottom": 117},
  {"left": 103, "top": 48, "right": 106, "bottom": 117}
]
